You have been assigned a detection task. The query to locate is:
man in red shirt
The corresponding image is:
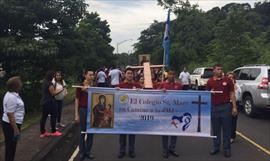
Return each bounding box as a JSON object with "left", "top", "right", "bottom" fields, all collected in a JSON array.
[
  {"left": 75, "top": 70, "right": 95, "bottom": 161},
  {"left": 207, "top": 64, "right": 237, "bottom": 158},
  {"left": 117, "top": 68, "right": 141, "bottom": 159},
  {"left": 157, "top": 70, "right": 182, "bottom": 158}
]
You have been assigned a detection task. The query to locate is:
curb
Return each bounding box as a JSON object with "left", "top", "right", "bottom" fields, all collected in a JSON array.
[{"left": 30, "top": 122, "right": 77, "bottom": 161}]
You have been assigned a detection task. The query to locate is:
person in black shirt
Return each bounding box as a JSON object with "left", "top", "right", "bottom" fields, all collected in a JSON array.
[{"left": 40, "top": 71, "right": 64, "bottom": 137}]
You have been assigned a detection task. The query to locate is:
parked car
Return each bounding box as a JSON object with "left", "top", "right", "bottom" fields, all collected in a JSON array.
[
  {"left": 190, "top": 67, "right": 213, "bottom": 90},
  {"left": 233, "top": 64, "right": 270, "bottom": 117}
]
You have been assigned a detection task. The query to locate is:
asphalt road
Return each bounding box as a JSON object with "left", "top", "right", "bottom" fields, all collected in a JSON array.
[
  {"left": 237, "top": 109, "right": 270, "bottom": 150},
  {"left": 43, "top": 110, "right": 270, "bottom": 161}
]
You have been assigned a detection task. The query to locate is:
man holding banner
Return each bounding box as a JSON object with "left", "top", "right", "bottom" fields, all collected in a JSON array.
[
  {"left": 207, "top": 64, "right": 237, "bottom": 158},
  {"left": 75, "top": 70, "right": 95, "bottom": 161},
  {"left": 117, "top": 68, "right": 142, "bottom": 159},
  {"left": 157, "top": 70, "right": 182, "bottom": 158}
]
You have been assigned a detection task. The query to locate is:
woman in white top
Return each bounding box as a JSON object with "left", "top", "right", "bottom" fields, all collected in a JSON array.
[
  {"left": 52, "top": 71, "right": 67, "bottom": 128},
  {"left": 2, "top": 76, "right": 25, "bottom": 161},
  {"left": 226, "top": 72, "right": 241, "bottom": 143}
]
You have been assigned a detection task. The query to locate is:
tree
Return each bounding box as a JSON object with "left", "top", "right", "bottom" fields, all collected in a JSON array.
[
  {"left": 73, "top": 12, "right": 114, "bottom": 70},
  {"left": 134, "top": 20, "right": 164, "bottom": 65},
  {"left": 208, "top": 9, "right": 261, "bottom": 71},
  {"left": 0, "top": 0, "right": 115, "bottom": 111}
]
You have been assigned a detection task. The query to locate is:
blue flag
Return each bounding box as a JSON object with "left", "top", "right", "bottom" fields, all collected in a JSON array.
[{"left": 163, "top": 10, "right": 171, "bottom": 67}]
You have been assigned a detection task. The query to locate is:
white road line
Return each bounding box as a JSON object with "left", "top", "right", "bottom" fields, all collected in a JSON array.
[
  {"left": 237, "top": 131, "right": 270, "bottom": 156},
  {"left": 68, "top": 146, "right": 79, "bottom": 161}
]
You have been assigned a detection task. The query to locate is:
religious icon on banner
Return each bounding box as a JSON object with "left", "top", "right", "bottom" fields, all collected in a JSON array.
[{"left": 91, "top": 93, "right": 114, "bottom": 128}]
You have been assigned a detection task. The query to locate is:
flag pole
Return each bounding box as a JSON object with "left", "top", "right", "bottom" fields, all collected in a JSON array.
[
  {"left": 162, "top": 9, "right": 171, "bottom": 82},
  {"left": 162, "top": 50, "right": 165, "bottom": 82}
]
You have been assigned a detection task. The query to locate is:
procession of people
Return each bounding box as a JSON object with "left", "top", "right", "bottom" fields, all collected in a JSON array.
[{"left": 1, "top": 63, "right": 240, "bottom": 161}]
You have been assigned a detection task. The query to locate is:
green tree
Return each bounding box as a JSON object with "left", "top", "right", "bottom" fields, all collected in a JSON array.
[
  {"left": 208, "top": 9, "right": 261, "bottom": 71},
  {"left": 74, "top": 12, "right": 114, "bottom": 70}
]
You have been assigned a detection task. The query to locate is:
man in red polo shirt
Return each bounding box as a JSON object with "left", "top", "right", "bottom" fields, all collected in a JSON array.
[
  {"left": 157, "top": 70, "right": 182, "bottom": 159},
  {"left": 117, "top": 67, "right": 141, "bottom": 159},
  {"left": 207, "top": 64, "right": 237, "bottom": 158},
  {"left": 75, "top": 70, "right": 95, "bottom": 161}
]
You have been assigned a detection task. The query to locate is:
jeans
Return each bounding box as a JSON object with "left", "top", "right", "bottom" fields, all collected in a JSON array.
[
  {"left": 182, "top": 85, "right": 190, "bottom": 90},
  {"left": 119, "top": 134, "right": 135, "bottom": 152},
  {"left": 56, "top": 100, "right": 63, "bottom": 123},
  {"left": 79, "top": 107, "right": 93, "bottom": 156},
  {"left": 231, "top": 115, "right": 238, "bottom": 139},
  {"left": 2, "top": 121, "right": 21, "bottom": 161},
  {"left": 40, "top": 101, "right": 57, "bottom": 133},
  {"left": 211, "top": 103, "right": 232, "bottom": 151},
  {"left": 97, "top": 82, "right": 107, "bottom": 87},
  {"left": 162, "top": 136, "right": 177, "bottom": 153}
]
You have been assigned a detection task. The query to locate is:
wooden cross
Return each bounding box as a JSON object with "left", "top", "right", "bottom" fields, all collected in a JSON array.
[
  {"left": 130, "top": 62, "right": 164, "bottom": 88},
  {"left": 192, "top": 95, "right": 207, "bottom": 132}
]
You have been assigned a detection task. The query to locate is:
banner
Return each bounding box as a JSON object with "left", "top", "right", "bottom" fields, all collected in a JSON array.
[{"left": 87, "top": 87, "right": 212, "bottom": 137}]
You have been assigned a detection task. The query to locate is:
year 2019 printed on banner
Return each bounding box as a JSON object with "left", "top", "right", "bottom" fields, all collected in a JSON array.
[{"left": 86, "top": 87, "right": 212, "bottom": 138}]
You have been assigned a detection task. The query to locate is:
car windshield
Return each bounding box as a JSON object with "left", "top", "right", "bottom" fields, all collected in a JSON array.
[{"left": 203, "top": 69, "right": 213, "bottom": 78}]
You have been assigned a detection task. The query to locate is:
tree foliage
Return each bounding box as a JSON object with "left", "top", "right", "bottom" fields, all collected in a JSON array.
[
  {"left": 0, "top": 0, "right": 114, "bottom": 111},
  {"left": 134, "top": 0, "right": 270, "bottom": 72}
]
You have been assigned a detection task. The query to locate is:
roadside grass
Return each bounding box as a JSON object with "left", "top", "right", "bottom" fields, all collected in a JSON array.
[{"left": 0, "top": 87, "right": 75, "bottom": 143}]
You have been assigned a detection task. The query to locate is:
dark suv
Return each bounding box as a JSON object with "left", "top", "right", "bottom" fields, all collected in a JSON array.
[{"left": 233, "top": 65, "right": 270, "bottom": 117}]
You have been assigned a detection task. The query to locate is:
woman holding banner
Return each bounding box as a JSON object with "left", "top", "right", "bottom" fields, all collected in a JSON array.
[{"left": 75, "top": 70, "right": 95, "bottom": 161}]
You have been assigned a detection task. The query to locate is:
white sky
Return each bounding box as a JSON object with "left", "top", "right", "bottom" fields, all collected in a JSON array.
[{"left": 86, "top": 0, "right": 258, "bottom": 54}]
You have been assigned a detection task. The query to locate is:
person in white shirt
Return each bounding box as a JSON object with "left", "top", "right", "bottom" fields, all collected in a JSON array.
[
  {"left": 226, "top": 72, "right": 241, "bottom": 144},
  {"left": 52, "top": 71, "right": 67, "bottom": 128},
  {"left": 2, "top": 76, "right": 25, "bottom": 161},
  {"left": 108, "top": 67, "right": 122, "bottom": 87},
  {"left": 179, "top": 66, "right": 191, "bottom": 90},
  {"left": 96, "top": 68, "right": 107, "bottom": 87}
]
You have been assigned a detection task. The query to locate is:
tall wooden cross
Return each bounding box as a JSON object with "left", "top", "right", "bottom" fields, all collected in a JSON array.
[
  {"left": 192, "top": 95, "right": 207, "bottom": 132},
  {"left": 130, "top": 62, "right": 164, "bottom": 88}
]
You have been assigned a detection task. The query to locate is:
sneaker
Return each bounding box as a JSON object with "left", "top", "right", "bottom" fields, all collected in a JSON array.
[
  {"left": 57, "top": 123, "right": 66, "bottom": 128},
  {"left": 40, "top": 132, "right": 50, "bottom": 138},
  {"left": 51, "top": 131, "right": 62, "bottom": 136}
]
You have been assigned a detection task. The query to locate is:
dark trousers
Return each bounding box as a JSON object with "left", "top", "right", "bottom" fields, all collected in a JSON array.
[
  {"left": 97, "top": 82, "right": 106, "bottom": 87},
  {"left": 162, "top": 136, "right": 177, "bottom": 152},
  {"left": 2, "top": 121, "right": 21, "bottom": 161},
  {"left": 79, "top": 107, "right": 93, "bottom": 156},
  {"left": 231, "top": 115, "right": 238, "bottom": 139},
  {"left": 56, "top": 100, "right": 63, "bottom": 123},
  {"left": 40, "top": 101, "right": 57, "bottom": 133},
  {"left": 119, "top": 134, "right": 135, "bottom": 152},
  {"left": 111, "top": 85, "right": 118, "bottom": 88},
  {"left": 182, "top": 85, "right": 190, "bottom": 90},
  {"left": 211, "top": 103, "right": 232, "bottom": 151}
]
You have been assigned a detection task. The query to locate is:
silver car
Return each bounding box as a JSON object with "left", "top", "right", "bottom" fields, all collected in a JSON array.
[{"left": 233, "top": 65, "right": 270, "bottom": 117}]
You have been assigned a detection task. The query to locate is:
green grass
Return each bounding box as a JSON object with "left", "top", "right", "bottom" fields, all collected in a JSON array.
[{"left": 0, "top": 87, "right": 75, "bottom": 142}]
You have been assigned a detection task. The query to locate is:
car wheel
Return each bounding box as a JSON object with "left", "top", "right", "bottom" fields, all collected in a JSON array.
[{"left": 243, "top": 96, "right": 256, "bottom": 117}]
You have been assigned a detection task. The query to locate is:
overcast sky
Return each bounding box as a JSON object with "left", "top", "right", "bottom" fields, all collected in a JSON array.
[{"left": 86, "top": 0, "right": 258, "bottom": 54}]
